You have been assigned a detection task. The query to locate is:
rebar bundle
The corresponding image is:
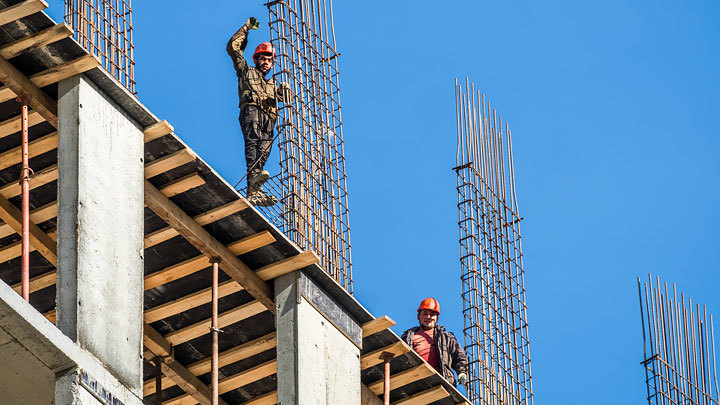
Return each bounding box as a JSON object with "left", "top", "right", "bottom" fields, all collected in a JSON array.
[
  {"left": 64, "top": 0, "right": 135, "bottom": 93},
  {"left": 265, "top": 0, "right": 352, "bottom": 292},
  {"left": 454, "top": 78, "right": 533, "bottom": 405},
  {"left": 638, "top": 275, "right": 720, "bottom": 405}
]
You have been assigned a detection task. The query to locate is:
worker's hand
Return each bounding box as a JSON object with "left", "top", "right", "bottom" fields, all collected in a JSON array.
[
  {"left": 247, "top": 17, "right": 260, "bottom": 30},
  {"left": 458, "top": 372, "right": 469, "bottom": 389}
]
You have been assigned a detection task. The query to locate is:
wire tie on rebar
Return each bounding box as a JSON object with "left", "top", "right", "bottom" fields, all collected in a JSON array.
[{"left": 210, "top": 326, "right": 224, "bottom": 334}]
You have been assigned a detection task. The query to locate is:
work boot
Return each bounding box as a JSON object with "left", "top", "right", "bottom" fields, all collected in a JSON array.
[
  {"left": 247, "top": 190, "right": 278, "bottom": 207},
  {"left": 247, "top": 170, "right": 270, "bottom": 191}
]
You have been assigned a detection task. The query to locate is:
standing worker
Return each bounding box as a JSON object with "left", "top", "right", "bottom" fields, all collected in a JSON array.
[
  {"left": 402, "top": 298, "right": 470, "bottom": 389},
  {"left": 226, "top": 17, "right": 290, "bottom": 206}
]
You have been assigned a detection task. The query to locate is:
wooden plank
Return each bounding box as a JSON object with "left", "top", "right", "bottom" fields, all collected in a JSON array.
[
  {"left": 0, "top": 54, "right": 100, "bottom": 104},
  {"left": 144, "top": 149, "right": 195, "bottom": 179},
  {"left": 0, "top": 110, "right": 44, "bottom": 139},
  {"left": 0, "top": 191, "right": 57, "bottom": 264},
  {"left": 392, "top": 385, "right": 449, "bottom": 405},
  {"left": 144, "top": 180, "right": 274, "bottom": 312},
  {"left": 0, "top": 0, "right": 47, "bottom": 27},
  {"left": 143, "top": 324, "right": 225, "bottom": 405},
  {"left": 144, "top": 199, "right": 251, "bottom": 249},
  {"left": 0, "top": 201, "right": 56, "bottom": 239},
  {"left": 0, "top": 163, "right": 56, "bottom": 199},
  {"left": 0, "top": 54, "right": 58, "bottom": 127},
  {"left": 143, "top": 279, "right": 243, "bottom": 323},
  {"left": 158, "top": 173, "right": 205, "bottom": 198},
  {"left": 361, "top": 341, "right": 411, "bottom": 370},
  {"left": 163, "top": 360, "right": 277, "bottom": 405},
  {"left": 242, "top": 391, "right": 277, "bottom": 405},
  {"left": 144, "top": 120, "right": 174, "bottom": 143},
  {"left": 143, "top": 230, "right": 275, "bottom": 290},
  {"left": 44, "top": 308, "right": 55, "bottom": 324},
  {"left": 0, "top": 228, "right": 55, "bottom": 264},
  {"left": 0, "top": 131, "right": 57, "bottom": 171},
  {"left": 164, "top": 300, "right": 266, "bottom": 346},
  {"left": 0, "top": 23, "right": 73, "bottom": 59},
  {"left": 11, "top": 266, "right": 56, "bottom": 294},
  {"left": 362, "top": 315, "right": 396, "bottom": 338},
  {"left": 367, "top": 363, "right": 435, "bottom": 395},
  {"left": 255, "top": 250, "right": 319, "bottom": 280},
  {"left": 144, "top": 332, "right": 276, "bottom": 394}
]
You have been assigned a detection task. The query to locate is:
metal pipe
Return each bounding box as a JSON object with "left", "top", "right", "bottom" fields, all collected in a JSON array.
[
  {"left": 211, "top": 258, "right": 221, "bottom": 405},
  {"left": 380, "top": 352, "right": 394, "bottom": 405},
  {"left": 18, "top": 94, "right": 30, "bottom": 303}
]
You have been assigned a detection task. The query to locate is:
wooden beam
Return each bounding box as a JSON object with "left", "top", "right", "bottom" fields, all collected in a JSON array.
[
  {"left": 392, "top": 385, "right": 449, "bottom": 405},
  {"left": 361, "top": 341, "right": 411, "bottom": 370},
  {"left": 11, "top": 267, "right": 56, "bottom": 294},
  {"left": 0, "top": 229, "right": 54, "bottom": 264},
  {"left": 144, "top": 230, "right": 275, "bottom": 290},
  {"left": 0, "top": 131, "right": 57, "bottom": 170},
  {"left": 144, "top": 199, "right": 250, "bottom": 249},
  {"left": 158, "top": 173, "right": 205, "bottom": 198},
  {"left": 242, "top": 391, "right": 277, "bottom": 405},
  {"left": 144, "top": 180, "right": 274, "bottom": 312},
  {"left": 0, "top": 193, "right": 56, "bottom": 265},
  {"left": 143, "top": 332, "right": 276, "bottom": 395},
  {"left": 144, "top": 120, "right": 174, "bottom": 142},
  {"left": 144, "top": 149, "right": 195, "bottom": 179},
  {"left": 0, "top": 201, "right": 56, "bottom": 239},
  {"left": 367, "top": 363, "right": 435, "bottom": 395},
  {"left": 163, "top": 360, "right": 277, "bottom": 405},
  {"left": 362, "top": 315, "right": 396, "bottom": 338},
  {"left": 144, "top": 279, "right": 243, "bottom": 323},
  {"left": 143, "top": 324, "right": 226, "bottom": 405},
  {"left": 164, "top": 300, "right": 266, "bottom": 346},
  {"left": 0, "top": 54, "right": 58, "bottom": 127},
  {"left": 0, "top": 54, "right": 100, "bottom": 104},
  {"left": 0, "top": 0, "right": 47, "bottom": 27},
  {"left": 0, "top": 110, "right": 44, "bottom": 139},
  {"left": 0, "top": 23, "right": 73, "bottom": 59},
  {"left": 255, "top": 250, "right": 319, "bottom": 280},
  {"left": 0, "top": 163, "right": 56, "bottom": 199}
]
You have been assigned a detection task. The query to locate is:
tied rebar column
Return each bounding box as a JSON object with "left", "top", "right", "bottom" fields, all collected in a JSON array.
[
  {"left": 453, "top": 78, "right": 533, "bottom": 405},
  {"left": 64, "top": 0, "right": 135, "bottom": 93},
  {"left": 638, "top": 275, "right": 720, "bottom": 405},
  {"left": 265, "top": 0, "right": 353, "bottom": 293}
]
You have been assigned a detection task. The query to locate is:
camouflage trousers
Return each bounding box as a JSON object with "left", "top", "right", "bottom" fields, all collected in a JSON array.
[{"left": 240, "top": 105, "right": 276, "bottom": 177}]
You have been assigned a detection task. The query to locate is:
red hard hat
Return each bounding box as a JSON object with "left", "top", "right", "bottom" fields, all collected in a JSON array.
[
  {"left": 253, "top": 42, "right": 276, "bottom": 59},
  {"left": 417, "top": 297, "right": 440, "bottom": 315}
]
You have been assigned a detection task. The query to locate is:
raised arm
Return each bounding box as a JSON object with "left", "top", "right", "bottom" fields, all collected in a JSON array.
[{"left": 226, "top": 17, "right": 259, "bottom": 73}]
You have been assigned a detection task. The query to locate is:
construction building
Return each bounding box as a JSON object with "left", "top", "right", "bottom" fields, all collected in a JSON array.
[{"left": 0, "top": 1, "right": 472, "bottom": 404}]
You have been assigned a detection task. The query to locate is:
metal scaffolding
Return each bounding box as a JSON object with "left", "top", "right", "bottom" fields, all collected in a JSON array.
[
  {"left": 260, "top": 0, "right": 352, "bottom": 292},
  {"left": 638, "top": 275, "right": 720, "bottom": 405},
  {"left": 453, "top": 78, "right": 533, "bottom": 405},
  {"left": 64, "top": 0, "right": 135, "bottom": 93}
]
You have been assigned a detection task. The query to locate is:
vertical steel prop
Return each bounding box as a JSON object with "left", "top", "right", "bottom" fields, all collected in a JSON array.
[
  {"left": 210, "top": 258, "right": 221, "bottom": 405},
  {"left": 154, "top": 357, "right": 162, "bottom": 405},
  {"left": 18, "top": 94, "right": 30, "bottom": 302},
  {"left": 380, "top": 352, "right": 394, "bottom": 405}
]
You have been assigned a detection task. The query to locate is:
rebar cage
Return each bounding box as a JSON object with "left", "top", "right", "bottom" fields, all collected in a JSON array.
[
  {"left": 264, "top": 0, "right": 352, "bottom": 292},
  {"left": 454, "top": 78, "right": 533, "bottom": 405},
  {"left": 638, "top": 275, "right": 720, "bottom": 405},
  {"left": 64, "top": 0, "right": 135, "bottom": 93}
]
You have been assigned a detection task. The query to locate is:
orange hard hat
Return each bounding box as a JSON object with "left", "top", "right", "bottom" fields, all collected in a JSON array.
[
  {"left": 253, "top": 42, "right": 276, "bottom": 60},
  {"left": 417, "top": 297, "right": 440, "bottom": 315}
]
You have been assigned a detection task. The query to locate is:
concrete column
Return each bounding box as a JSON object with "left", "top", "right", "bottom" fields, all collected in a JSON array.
[
  {"left": 55, "top": 75, "right": 144, "bottom": 396},
  {"left": 275, "top": 271, "right": 361, "bottom": 404}
]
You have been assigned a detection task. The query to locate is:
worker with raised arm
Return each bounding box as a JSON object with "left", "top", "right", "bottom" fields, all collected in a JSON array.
[
  {"left": 226, "top": 17, "right": 290, "bottom": 206},
  {"left": 401, "top": 298, "right": 470, "bottom": 390}
]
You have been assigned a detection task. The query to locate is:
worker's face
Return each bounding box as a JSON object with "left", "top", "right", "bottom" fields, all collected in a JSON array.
[
  {"left": 417, "top": 309, "right": 439, "bottom": 331},
  {"left": 255, "top": 54, "right": 274, "bottom": 75}
]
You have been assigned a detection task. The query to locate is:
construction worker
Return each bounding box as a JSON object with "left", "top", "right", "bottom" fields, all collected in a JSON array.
[
  {"left": 226, "top": 17, "right": 290, "bottom": 206},
  {"left": 402, "top": 298, "right": 470, "bottom": 389}
]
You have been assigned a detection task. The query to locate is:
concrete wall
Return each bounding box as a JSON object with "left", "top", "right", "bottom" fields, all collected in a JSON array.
[
  {"left": 56, "top": 75, "right": 144, "bottom": 394},
  {"left": 276, "top": 272, "right": 361, "bottom": 404}
]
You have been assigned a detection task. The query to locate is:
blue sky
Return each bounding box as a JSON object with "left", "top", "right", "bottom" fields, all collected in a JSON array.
[{"left": 48, "top": 1, "right": 720, "bottom": 403}]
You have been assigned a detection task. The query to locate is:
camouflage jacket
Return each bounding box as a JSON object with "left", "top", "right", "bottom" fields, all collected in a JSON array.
[
  {"left": 401, "top": 325, "right": 469, "bottom": 386},
  {"left": 226, "top": 24, "right": 289, "bottom": 118}
]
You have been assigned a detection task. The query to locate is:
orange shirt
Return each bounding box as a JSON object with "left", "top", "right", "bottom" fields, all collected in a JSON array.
[{"left": 412, "top": 328, "right": 440, "bottom": 372}]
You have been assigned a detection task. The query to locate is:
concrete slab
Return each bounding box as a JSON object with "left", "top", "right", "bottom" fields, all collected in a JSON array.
[{"left": 0, "top": 338, "right": 55, "bottom": 404}]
